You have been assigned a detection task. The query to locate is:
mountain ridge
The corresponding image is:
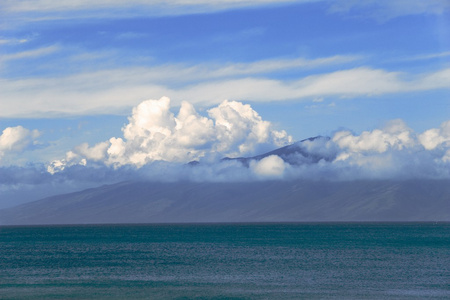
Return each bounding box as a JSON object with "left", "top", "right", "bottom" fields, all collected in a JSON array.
[
  {"left": 1, "top": 139, "right": 450, "bottom": 225},
  {"left": 1, "top": 179, "right": 449, "bottom": 225}
]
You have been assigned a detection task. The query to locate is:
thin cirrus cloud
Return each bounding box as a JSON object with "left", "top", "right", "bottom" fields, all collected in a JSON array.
[
  {"left": 0, "top": 0, "right": 309, "bottom": 23},
  {"left": 0, "top": 0, "right": 448, "bottom": 32},
  {"left": 0, "top": 53, "right": 360, "bottom": 116},
  {"left": 1, "top": 0, "right": 302, "bottom": 12},
  {"left": 328, "top": 0, "right": 450, "bottom": 20},
  {"left": 2, "top": 0, "right": 449, "bottom": 19},
  {"left": 399, "top": 51, "right": 450, "bottom": 62},
  {"left": 0, "top": 45, "right": 59, "bottom": 62},
  {"left": 0, "top": 38, "right": 29, "bottom": 45},
  {"left": 1, "top": 64, "right": 449, "bottom": 118}
]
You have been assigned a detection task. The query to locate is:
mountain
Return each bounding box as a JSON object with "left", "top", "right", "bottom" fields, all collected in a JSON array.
[
  {"left": 2, "top": 139, "right": 449, "bottom": 225},
  {"left": 1, "top": 179, "right": 449, "bottom": 225},
  {"left": 221, "top": 136, "right": 332, "bottom": 166}
]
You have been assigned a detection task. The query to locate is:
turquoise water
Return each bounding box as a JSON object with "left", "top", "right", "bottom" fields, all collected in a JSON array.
[{"left": 0, "top": 223, "right": 449, "bottom": 299}]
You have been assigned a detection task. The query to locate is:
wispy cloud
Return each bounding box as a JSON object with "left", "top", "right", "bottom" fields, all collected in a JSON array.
[
  {"left": 204, "top": 55, "right": 361, "bottom": 78},
  {"left": 400, "top": 51, "right": 450, "bottom": 62},
  {"left": 0, "top": 45, "right": 59, "bottom": 62},
  {"left": 328, "top": 0, "right": 450, "bottom": 21},
  {"left": 0, "top": 54, "right": 360, "bottom": 116},
  {"left": 1, "top": 65, "right": 449, "bottom": 117},
  {"left": 3, "top": 0, "right": 448, "bottom": 24},
  {"left": 0, "top": 38, "right": 29, "bottom": 45},
  {"left": 0, "top": 0, "right": 312, "bottom": 23},
  {"left": 1, "top": 0, "right": 301, "bottom": 13}
]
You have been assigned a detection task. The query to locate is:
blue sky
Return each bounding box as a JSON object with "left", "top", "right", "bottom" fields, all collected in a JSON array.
[{"left": 1, "top": 0, "right": 450, "bottom": 206}]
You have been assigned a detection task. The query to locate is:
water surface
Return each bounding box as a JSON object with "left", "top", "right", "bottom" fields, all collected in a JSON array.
[{"left": 1, "top": 223, "right": 449, "bottom": 299}]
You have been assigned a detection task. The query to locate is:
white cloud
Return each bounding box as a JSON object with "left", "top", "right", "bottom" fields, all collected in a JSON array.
[
  {"left": 7, "top": 116, "right": 450, "bottom": 207},
  {"left": 0, "top": 45, "right": 59, "bottom": 62},
  {"left": 333, "top": 119, "right": 416, "bottom": 156},
  {"left": 74, "top": 142, "right": 109, "bottom": 161},
  {"left": 3, "top": 0, "right": 448, "bottom": 21},
  {"left": 400, "top": 51, "right": 450, "bottom": 62},
  {"left": 418, "top": 120, "right": 450, "bottom": 150},
  {"left": 0, "top": 126, "right": 40, "bottom": 160},
  {"left": 289, "top": 119, "right": 450, "bottom": 179},
  {"left": 1, "top": 0, "right": 300, "bottom": 12},
  {"left": 177, "top": 67, "right": 450, "bottom": 103},
  {"left": 328, "top": 0, "right": 450, "bottom": 21},
  {"left": 45, "top": 98, "right": 450, "bottom": 181},
  {"left": 0, "top": 0, "right": 312, "bottom": 22},
  {"left": 2, "top": 65, "right": 449, "bottom": 118},
  {"left": 0, "top": 38, "right": 29, "bottom": 45},
  {"left": 417, "top": 68, "right": 450, "bottom": 91},
  {"left": 293, "top": 67, "right": 404, "bottom": 97},
  {"left": 205, "top": 55, "right": 361, "bottom": 78},
  {"left": 250, "top": 155, "right": 287, "bottom": 177},
  {"left": 56, "top": 97, "right": 292, "bottom": 168},
  {"left": 0, "top": 54, "right": 358, "bottom": 117},
  {"left": 41, "top": 116, "right": 450, "bottom": 184}
]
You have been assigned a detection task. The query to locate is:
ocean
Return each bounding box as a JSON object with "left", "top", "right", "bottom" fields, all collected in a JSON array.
[{"left": 0, "top": 223, "right": 449, "bottom": 299}]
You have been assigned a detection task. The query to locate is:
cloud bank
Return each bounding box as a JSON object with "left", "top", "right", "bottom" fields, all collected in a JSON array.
[
  {"left": 3, "top": 97, "right": 450, "bottom": 207},
  {"left": 45, "top": 98, "right": 450, "bottom": 182}
]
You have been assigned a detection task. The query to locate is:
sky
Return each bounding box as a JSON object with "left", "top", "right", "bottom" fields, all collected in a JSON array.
[{"left": 1, "top": 0, "right": 450, "bottom": 207}]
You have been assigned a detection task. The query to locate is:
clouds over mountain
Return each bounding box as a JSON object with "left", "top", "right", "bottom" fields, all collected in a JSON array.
[
  {"left": 3, "top": 97, "right": 450, "bottom": 184},
  {"left": 3, "top": 97, "right": 450, "bottom": 208},
  {"left": 48, "top": 97, "right": 292, "bottom": 172},
  {"left": 43, "top": 98, "right": 450, "bottom": 182}
]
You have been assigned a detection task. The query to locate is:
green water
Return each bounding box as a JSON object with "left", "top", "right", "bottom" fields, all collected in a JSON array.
[{"left": 0, "top": 223, "right": 449, "bottom": 299}]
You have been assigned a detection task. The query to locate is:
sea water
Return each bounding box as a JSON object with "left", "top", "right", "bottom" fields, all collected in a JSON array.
[{"left": 0, "top": 223, "right": 449, "bottom": 299}]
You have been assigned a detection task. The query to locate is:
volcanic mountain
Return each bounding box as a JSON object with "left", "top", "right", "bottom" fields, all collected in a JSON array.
[{"left": 1, "top": 138, "right": 449, "bottom": 225}]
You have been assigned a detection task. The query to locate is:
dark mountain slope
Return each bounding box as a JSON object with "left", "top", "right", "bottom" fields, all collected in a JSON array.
[
  {"left": 1, "top": 180, "right": 449, "bottom": 225},
  {"left": 222, "top": 136, "right": 332, "bottom": 166}
]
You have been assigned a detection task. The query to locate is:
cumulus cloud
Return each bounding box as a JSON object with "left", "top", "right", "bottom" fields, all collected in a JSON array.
[
  {"left": 0, "top": 126, "right": 40, "bottom": 161},
  {"left": 298, "top": 119, "right": 450, "bottom": 179},
  {"left": 52, "top": 97, "right": 292, "bottom": 169},
  {"left": 250, "top": 155, "right": 287, "bottom": 178},
  {"left": 333, "top": 120, "right": 415, "bottom": 156}
]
